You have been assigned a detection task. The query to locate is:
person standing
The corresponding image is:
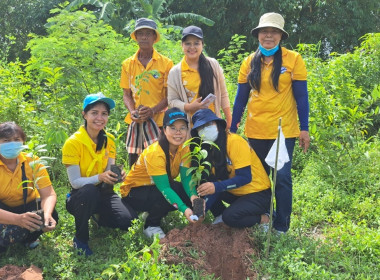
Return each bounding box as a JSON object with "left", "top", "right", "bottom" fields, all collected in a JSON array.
[
  {"left": 121, "top": 18, "right": 173, "bottom": 167},
  {"left": 230, "top": 13, "right": 310, "bottom": 233},
  {"left": 167, "top": 26, "right": 232, "bottom": 128}
]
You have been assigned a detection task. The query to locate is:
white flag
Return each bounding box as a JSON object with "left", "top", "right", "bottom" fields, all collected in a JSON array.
[{"left": 265, "top": 127, "right": 289, "bottom": 170}]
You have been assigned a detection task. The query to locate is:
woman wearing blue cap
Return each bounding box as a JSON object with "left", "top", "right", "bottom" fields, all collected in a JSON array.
[
  {"left": 167, "top": 26, "right": 232, "bottom": 128},
  {"left": 190, "top": 109, "right": 271, "bottom": 228},
  {"left": 62, "top": 92, "right": 137, "bottom": 256},
  {"left": 120, "top": 108, "right": 198, "bottom": 239}
]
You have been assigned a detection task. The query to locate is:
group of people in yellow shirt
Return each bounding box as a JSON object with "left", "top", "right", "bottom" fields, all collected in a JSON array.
[{"left": 0, "top": 12, "right": 309, "bottom": 257}]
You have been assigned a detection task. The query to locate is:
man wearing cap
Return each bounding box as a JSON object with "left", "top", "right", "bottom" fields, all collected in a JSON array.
[
  {"left": 231, "top": 13, "right": 310, "bottom": 234},
  {"left": 121, "top": 18, "right": 174, "bottom": 167}
]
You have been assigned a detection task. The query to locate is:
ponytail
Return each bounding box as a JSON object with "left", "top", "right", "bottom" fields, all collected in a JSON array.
[
  {"left": 158, "top": 132, "right": 175, "bottom": 185},
  {"left": 198, "top": 53, "right": 215, "bottom": 100}
]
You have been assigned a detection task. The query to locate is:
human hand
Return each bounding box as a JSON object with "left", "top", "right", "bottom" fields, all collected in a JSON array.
[
  {"left": 99, "top": 170, "right": 119, "bottom": 185},
  {"left": 130, "top": 109, "right": 143, "bottom": 123},
  {"left": 185, "top": 97, "right": 209, "bottom": 114},
  {"left": 299, "top": 130, "right": 310, "bottom": 153},
  {"left": 138, "top": 106, "right": 154, "bottom": 121},
  {"left": 184, "top": 208, "right": 197, "bottom": 223},
  {"left": 43, "top": 214, "right": 57, "bottom": 232},
  {"left": 18, "top": 212, "right": 43, "bottom": 231},
  {"left": 197, "top": 182, "right": 215, "bottom": 196}
]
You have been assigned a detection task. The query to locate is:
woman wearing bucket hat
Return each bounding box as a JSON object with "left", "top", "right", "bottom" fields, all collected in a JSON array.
[
  {"left": 62, "top": 92, "right": 137, "bottom": 256},
  {"left": 167, "top": 26, "right": 232, "bottom": 128},
  {"left": 230, "top": 12, "right": 310, "bottom": 233},
  {"left": 120, "top": 108, "right": 199, "bottom": 239},
  {"left": 190, "top": 109, "right": 271, "bottom": 228}
]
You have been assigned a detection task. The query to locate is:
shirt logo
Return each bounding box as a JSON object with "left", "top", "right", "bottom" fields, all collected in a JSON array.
[
  {"left": 280, "top": 66, "right": 287, "bottom": 74},
  {"left": 153, "top": 73, "right": 159, "bottom": 79}
]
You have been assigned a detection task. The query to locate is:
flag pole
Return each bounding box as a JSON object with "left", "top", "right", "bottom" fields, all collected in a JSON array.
[{"left": 265, "top": 118, "right": 282, "bottom": 258}]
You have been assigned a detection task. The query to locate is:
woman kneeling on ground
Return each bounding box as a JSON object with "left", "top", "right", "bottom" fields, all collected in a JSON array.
[
  {"left": 121, "top": 108, "right": 198, "bottom": 239},
  {"left": 62, "top": 93, "right": 137, "bottom": 256},
  {"left": 0, "top": 122, "right": 58, "bottom": 253},
  {"left": 190, "top": 109, "right": 271, "bottom": 228}
]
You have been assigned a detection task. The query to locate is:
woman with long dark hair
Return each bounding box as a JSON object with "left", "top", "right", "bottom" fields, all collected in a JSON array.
[
  {"left": 167, "top": 26, "right": 232, "bottom": 128},
  {"left": 62, "top": 92, "right": 137, "bottom": 256},
  {"left": 231, "top": 13, "right": 310, "bottom": 234},
  {"left": 121, "top": 108, "right": 198, "bottom": 239},
  {"left": 0, "top": 122, "right": 58, "bottom": 252},
  {"left": 190, "top": 109, "right": 271, "bottom": 228}
]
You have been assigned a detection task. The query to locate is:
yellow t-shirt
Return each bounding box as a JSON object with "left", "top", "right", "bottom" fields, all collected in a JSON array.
[
  {"left": 181, "top": 58, "right": 216, "bottom": 118},
  {"left": 0, "top": 153, "right": 52, "bottom": 207},
  {"left": 120, "top": 141, "right": 190, "bottom": 197},
  {"left": 62, "top": 126, "right": 116, "bottom": 178},
  {"left": 120, "top": 49, "right": 173, "bottom": 127},
  {"left": 224, "top": 133, "right": 270, "bottom": 196},
  {"left": 238, "top": 47, "right": 307, "bottom": 139}
]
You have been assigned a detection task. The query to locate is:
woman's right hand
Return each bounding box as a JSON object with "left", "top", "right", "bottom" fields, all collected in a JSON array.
[
  {"left": 184, "top": 97, "right": 209, "bottom": 114},
  {"left": 184, "top": 208, "right": 197, "bottom": 223},
  {"left": 18, "top": 212, "right": 43, "bottom": 231},
  {"left": 99, "top": 170, "right": 119, "bottom": 185}
]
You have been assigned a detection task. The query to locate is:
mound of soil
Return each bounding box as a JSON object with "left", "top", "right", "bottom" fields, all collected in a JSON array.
[
  {"left": 0, "top": 265, "right": 43, "bottom": 280},
  {"left": 160, "top": 223, "right": 258, "bottom": 280}
]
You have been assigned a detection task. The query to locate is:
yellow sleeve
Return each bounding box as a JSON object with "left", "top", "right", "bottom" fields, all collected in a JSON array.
[
  {"left": 145, "top": 148, "right": 168, "bottom": 177},
  {"left": 120, "top": 59, "right": 131, "bottom": 89},
  {"left": 163, "top": 59, "right": 174, "bottom": 88},
  {"left": 238, "top": 54, "right": 254, "bottom": 84},
  {"left": 107, "top": 134, "right": 116, "bottom": 159},
  {"left": 62, "top": 138, "right": 81, "bottom": 165},
  {"left": 292, "top": 53, "right": 307, "bottom": 80},
  {"left": 228, "top": 135, "right": 251, "bottom": 169}
]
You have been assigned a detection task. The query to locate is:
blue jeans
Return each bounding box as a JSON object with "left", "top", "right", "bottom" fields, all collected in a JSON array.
[{"left": 248, "top": 138, "right": 295, "bottom": 232}]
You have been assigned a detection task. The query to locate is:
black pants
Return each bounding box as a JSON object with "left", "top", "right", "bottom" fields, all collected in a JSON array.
[
  {"left": 122, "top": 182, "right": 191, "bottom": 228},
  {"left": 0, "top": 200, "right": 59, "bottom": 247},
  {"left": 66, "top": 184, "right": 137, "bottom": 243},
  {"left": 210, "top": 189, "right": 271, "bottom": 228}
]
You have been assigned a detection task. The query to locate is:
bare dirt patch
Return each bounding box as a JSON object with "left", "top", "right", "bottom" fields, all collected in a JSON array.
[
  {"left": 0, "top": 264, "right": 43, "bottom": 280},
  {"left": 160, "top": 223, "right": 258, "bottom": 280}
]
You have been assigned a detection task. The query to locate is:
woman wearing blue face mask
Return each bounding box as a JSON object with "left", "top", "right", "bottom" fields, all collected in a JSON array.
[
  {"left": 231, "top": 12, "right": 310, "bottom": 234},
  {"left": 190, "top": 109, "right": 271, "bottom": 228},
  {"left": 0, "top": 122, "right": 58, "bottom": 253}
]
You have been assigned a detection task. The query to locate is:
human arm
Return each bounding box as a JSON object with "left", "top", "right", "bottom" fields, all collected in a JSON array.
[
  {"left": 197, "top": 166, "right": 252, "bottom": 196},
  {"left": 0, "top": 209, "right": 42, "bottom": 231},
  {"left": 292, "top": 80, "right": 310, "bottom": 153},
  {"left": 223, "top": 106, "right": 232, "bottom": 130},
  {"left": 230, "top": 83, "right": 251, "bottom": 133},
  {"left": 38, "top": 185, "right": 57, "bottom": 232}
]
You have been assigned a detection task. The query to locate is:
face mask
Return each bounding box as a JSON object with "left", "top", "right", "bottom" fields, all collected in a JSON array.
[
  {"left": 198, "top": 124, "right": 218, "bottom": 142},
  {"left": 0, "top": 141, "right": 23, "bottom": 159},
  {"left": 259, "top": 43, "right": 279, "bottom": 56}
]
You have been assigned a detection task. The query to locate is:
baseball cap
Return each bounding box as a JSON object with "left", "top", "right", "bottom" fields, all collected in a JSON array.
[
  {"left": 163, "top": 108, "right": 188, "bottom": 127},
  {"left": 182, "top": 26, "right": 203, "bottom": 41},
  {"left": 83, "top": 92, "right": 115, "bottom": 110}
]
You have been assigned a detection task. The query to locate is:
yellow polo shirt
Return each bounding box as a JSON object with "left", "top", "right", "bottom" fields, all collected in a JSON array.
[
  {"left": 224, "top": 133, "right": 270, "bottom": 196},
  {"left": 238, "top": 47, "right": 307, "bottom": 139},
  {"left": 181, "top": 57, "right": 215, "bottom": 117},
  {"left": 120, "top": 141, "right": 190, "bottom": 197},
  {"left": 0, "top": 153, "right": 52, "bottom": 207},
  {"left": 62, "top": 126, "right": 116, "bottom": 178},
  {"left": 120, "top": 48, "right": 173, "bottom": 127}
]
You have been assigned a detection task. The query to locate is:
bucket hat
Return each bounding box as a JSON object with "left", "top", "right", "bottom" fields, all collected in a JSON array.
[
  {"left": 163, "top": 108, "right": 188, "bottom": 127},
  {"left": 191, "top": 109, "right": 226, "bottom": 137},
  {"left": 250, "top": 12, "right": 289, "bottom": 40},
  {"left": 83, "top": 92, "right": 115, "bottom": 110},
  {"left": 182, "top": 26, "right": 203, "bottom": 41},
  {"left": 131, "top": 18, "right": 160, "bottom": 43}
]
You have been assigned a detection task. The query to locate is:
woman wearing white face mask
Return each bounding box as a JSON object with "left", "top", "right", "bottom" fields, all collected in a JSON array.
[
  {"left": 190, "top": 109, "right": 271, "bottom": 228},
  {"left": 0, "top": 122, "right": 58, "bottom": 253}
]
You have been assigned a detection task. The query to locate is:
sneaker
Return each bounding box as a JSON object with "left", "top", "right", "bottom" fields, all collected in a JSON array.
[
  {"left": 24, "top": 239, "right": 40, "bottom": 249},
  {"left": 143, "top": 226, "right": 165, "bottom": 239},
  {"left": 259, "top": 223, "right": 270, "bottom": 233},
  {"left": 212, "top": 214, "right": 223, "bottom": 225},
  {"left": 73, "top": 237, "right": 93, "bottom": 256}
]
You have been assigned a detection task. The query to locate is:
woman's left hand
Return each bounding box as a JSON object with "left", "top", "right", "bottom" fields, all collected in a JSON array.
[
  {"left": 299, "top": 130, "right": 310, "bottom": 153},
  {"left": 43, "top": 214, "right": 56, "bottom": 232},
  {"left": 197, "top": 182, "right": 215, "bottom": 196}
]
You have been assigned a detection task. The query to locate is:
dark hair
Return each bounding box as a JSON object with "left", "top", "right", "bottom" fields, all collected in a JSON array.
[
  {"left": 247, "top": 45, "right": 282, "bottom": 92},
  {"left": 159, "top": 122, "right": 189, "bottom": 184},
  {"left": 0, "top": 122, "right": 26, "bottom": 142},
  {"left": 83, "top": 101, "right": 110, "bottom": 152},
  {"left": 182, "top": 36, "right": 215, "bottom": 100},
  {"left": 190, "top": 122, "right": 229, "bottom": 183}
]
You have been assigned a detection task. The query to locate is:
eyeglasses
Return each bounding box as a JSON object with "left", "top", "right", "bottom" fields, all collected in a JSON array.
[
  {"left": 135, "top": 31, "right": 155, "bottom": 37},
  {"left": 259, "top": 29, "right": 282, "bottom": 36},
  {"left": 183, "top": 41, "right": 202, "bottom": 48},
  {"left": 167, "top": 126, "right": 188, "bottom": 134}
]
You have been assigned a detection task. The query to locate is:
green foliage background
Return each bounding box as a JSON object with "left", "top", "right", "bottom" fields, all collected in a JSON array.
[{"left": 0, "top": 6, "right": 379, "bottom": 280}]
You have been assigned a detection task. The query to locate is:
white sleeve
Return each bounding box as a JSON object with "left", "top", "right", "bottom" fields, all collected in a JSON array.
[{"left": 66, "top": 165, "right": 100, "bottom": 189}]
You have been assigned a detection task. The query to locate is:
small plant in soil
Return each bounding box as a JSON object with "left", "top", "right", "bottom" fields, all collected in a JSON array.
[
  {"left": 18, "top": 143, "right": 55, "bottom": 231},
  {"left": 110, "top": 164, "right": 123, "bottom": 183},
  {"left": 183, "top": 137, "right": 219, "bottom": 218}
]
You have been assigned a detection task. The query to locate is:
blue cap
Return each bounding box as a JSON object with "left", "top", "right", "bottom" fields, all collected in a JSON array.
[
  {"left": 163, "top": 108, "right": 188, "bottom": 127},
  {"left": 182, "top": 25, "right": 203, "bottom": 41},
  {"left": 191, "top": 109, "right": 226, "bottom": 137},
  {"left": 83, "top": 92, "right": 115, "bottom": 111}
]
